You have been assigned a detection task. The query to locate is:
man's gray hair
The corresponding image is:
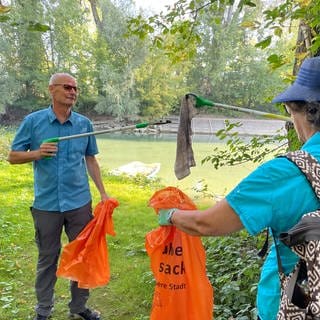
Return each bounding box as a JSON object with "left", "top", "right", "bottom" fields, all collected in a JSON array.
[{"left": 49, "top": 73, "right": 76, "bottom": 85}]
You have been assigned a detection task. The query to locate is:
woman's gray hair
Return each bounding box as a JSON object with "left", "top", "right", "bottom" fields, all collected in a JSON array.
[{"left": 287, "top": 101, "right": 320, "bottom": 128}]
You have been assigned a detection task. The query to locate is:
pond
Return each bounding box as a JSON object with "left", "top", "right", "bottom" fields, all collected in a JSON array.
[{"left": 96, "top": 132, "right": 265, "bottom": 202}]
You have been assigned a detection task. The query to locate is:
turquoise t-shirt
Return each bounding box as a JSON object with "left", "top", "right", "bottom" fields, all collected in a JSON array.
[
  {"left": 226, "top": 132, "right": 320, "bottom": 320},
  {"left": 11, "top": 106, "right": 99, "bottom": 212}
]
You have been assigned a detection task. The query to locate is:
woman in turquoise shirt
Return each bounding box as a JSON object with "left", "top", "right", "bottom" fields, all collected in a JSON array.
[{"left": 159, "top": 56, "right": 320, "bottom": 320}]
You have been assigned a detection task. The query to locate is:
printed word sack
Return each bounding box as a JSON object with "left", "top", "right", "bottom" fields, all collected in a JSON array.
[
  {"left": 276, "top": 151, "right": 320, "bottom": 319},
  {"left": 147, "top": 187, "right": 214, "bottom": 320}
]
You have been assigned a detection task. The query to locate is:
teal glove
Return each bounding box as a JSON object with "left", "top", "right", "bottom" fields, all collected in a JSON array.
[{"left": 158, "top": 208, "right": 177, "bottom": 226}]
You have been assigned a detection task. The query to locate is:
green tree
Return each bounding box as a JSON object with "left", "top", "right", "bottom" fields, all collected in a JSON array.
[
  {"left": 0, "top": 0, "right": 97, "bottom": 114},
  {"left": 88, "top": 0, "right": 147, "bottom": 119},
  {"left": 128, "top": 0, "right": 320, "bottom": 63},
  {"left": 127, "top": 0, "right": 319, "bottom": 158},
  {"left": 186, "top": 0, "right": 289, "bottom": 115},
  {"left": 43, "top": 0, "right": 99, "bottom": 113},
  {"left": 134, "top": 46, "right": 191, "bottom": 117},
  {"left": 0, "top": 0, "right": 48, "bottom": 112}
]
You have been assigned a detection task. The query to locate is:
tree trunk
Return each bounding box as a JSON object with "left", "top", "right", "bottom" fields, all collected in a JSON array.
[
  {"left": 87, "top": 0, "right": 104, "bottom": 34},
  {"left": 292, "top": 21, "right": 313, "bottom": 76}
]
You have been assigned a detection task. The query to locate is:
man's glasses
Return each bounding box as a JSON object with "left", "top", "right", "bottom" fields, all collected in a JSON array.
[{"left": 52, "top": 84, "right": 79, "bottom": 93}]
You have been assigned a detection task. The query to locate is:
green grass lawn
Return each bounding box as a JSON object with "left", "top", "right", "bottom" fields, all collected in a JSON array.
[
  {"left": 0, "top": 161, "right": 160, "bottom": 320},
  {"left": 0, "top": 134, "right": 261, "bottom": 320}
]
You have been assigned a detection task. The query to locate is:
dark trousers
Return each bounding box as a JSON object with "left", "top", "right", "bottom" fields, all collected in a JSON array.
[{"left": 31, "top": 202, "right": 93, "bottom": 317}]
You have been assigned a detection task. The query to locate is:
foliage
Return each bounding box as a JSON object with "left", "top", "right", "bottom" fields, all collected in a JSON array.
[
  {"left": 133, "top": 46, "right": 191, "bottom": 117},
  {"left": 257, "top": 0, "right": 320, "bottom": 56},
  {"left": 0, "top": 127, "right": 13, "bottom": 161},
  {"left": 128, "top": 1, "right": 265, "bottom": 58},
  {"left": 0, "top": 0, "right": 49, "bottom": 112},
  {"left": 202, "top": 120, "right": 289, "bottom": 168},
  {"left": 89, "top": 0, "right": 146, "bottom": 119},
  {"left": 0, "top": 68, "right": 18, "bottom": 114},
  {"left": 0, "top": 3, "right": 50, "bottom": 31},
  {"left": 286, "top": 123, "right": 302, "bottom": 150},
  {"left": 94, "top": 63, "right": 140, "bottom": 119},
  {"left": 204, "top": 230, "right": 264, "bottom": 319},
  {"left": 127, "top": 0, "right": 320, "bottom": 66},
  {"left": 0, "top": 0, "right": 95, "bottom": 113},
  {"left": 0, "top": 0, "right": 308, "bottom": 126},
  {"left": 185, "top": 1, "right": 289, "bottom": 114}
]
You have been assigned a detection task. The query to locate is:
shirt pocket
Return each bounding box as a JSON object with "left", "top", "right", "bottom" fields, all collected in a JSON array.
[{"left": 69, "top": 138, "right": 89, "bottom": 160}]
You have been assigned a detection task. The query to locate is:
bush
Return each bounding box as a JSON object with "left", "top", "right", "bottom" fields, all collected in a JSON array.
[
  {"left": 0, "top": 127, "right": 13, "bottom": 161},
  {"left": 204, "top": 230, "right": 265, "bottom": 319}
]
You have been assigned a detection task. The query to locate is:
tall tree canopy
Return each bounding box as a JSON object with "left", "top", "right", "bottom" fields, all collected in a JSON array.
[{"left": 0, "top": 0, "right": 319, "bottom": 120}]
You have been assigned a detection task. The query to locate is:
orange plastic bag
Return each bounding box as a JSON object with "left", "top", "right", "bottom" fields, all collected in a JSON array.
[
  {"left": 147, "top": 186, "right": 214, "bottom": 320},
  {"left": 56, "top": 198, "right": 119, "bottom": 289}
]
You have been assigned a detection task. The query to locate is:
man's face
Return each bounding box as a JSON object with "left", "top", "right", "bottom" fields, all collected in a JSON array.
[{"left": 49, "top": 76, "right": 78, "bottom": 107}]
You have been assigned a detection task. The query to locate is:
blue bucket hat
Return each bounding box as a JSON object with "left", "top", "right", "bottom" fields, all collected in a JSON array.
[{"left": 272, "top": 56, "right": 320, "bottom": 103}]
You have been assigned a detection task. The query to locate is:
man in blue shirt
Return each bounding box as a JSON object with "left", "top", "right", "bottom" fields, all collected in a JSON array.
[
  {"left": 8, "top": 73, "right": 109, "bottom": 320},
  {"left": 158, "top": 56, "right": 320, "bottom": 319}
]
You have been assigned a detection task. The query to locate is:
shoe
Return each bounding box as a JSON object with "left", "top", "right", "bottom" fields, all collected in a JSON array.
[
  {"left": 34, "top": 314, "right": 50, "bottom": 320},
  {"left": 69, "top": 308, "right": 101, "bottom": 320}
]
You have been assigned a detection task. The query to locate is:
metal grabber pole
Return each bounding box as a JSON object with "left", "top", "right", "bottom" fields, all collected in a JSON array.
[
  {"left": 43, "top": 120, "right": 172, "bottom": 143},
  {"left": 186, "top": 93, "right": 291, "bottom": 122}
]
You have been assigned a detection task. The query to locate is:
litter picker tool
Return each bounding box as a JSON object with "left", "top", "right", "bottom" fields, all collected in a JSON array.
[
  {"left": 186, "top": 93, "right": 291, "bottom": 122},
  {"left": 174, "top": 94, "right": 290, "bottom": 180},
  {"left": 43, "top": 120, "right": 171, "bottom": 143}
]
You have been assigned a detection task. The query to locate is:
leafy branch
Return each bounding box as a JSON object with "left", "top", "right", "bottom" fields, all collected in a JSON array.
[
  {"left": 0, "top": 2, "right": 50, "bottom": 32},
  {"left": 201, "top": 120, "right": 288, "bottom": 169}
]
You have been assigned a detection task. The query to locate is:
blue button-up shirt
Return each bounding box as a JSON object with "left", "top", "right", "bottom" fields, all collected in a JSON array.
[{"left": 11, "top": 106, "right": 99, "bottom": 212}]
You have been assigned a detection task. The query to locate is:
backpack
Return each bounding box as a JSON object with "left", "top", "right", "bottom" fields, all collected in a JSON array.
[{"left": 274, "top": 150, "right": 320, "bottom": 319}]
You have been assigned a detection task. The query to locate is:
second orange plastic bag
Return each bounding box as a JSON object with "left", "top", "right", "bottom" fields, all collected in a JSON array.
[
  {"left": 147, "top": 186, "right": 214, "bottom": 320},
  {"left": 56, "top": 198, "right": 119, "bottom": 289}
]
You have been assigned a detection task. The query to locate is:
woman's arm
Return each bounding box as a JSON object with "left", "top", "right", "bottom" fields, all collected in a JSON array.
[{"left": 170, "top": 198, "right": 243, "bottom": 236}]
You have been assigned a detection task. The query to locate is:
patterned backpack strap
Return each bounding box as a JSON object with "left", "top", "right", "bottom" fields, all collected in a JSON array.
[
  {"left": 278, "top": 150, "right": 320, "bottom": 318},
  {"left": 259, "top": 151, "right": 320, "bottom": 261},
  {"left": 273, "top": 150, "right": 320, "bottom": 275},
  {"left": 284, "top": 150, "right": 320, "bottom": 198}
]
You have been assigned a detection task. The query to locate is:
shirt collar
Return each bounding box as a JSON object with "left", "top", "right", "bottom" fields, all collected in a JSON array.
[
  {"left": 47, "top": 105, "right": 74, "bottom": 125},
  {"left": 302, "top": 131, "right": 320, "bottom": 149}
]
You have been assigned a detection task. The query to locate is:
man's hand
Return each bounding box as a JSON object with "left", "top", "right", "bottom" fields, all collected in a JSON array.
[
  {"left": 158, "top": 208, "right": 177, "bottom": 226},
  {"left": 39, "top": 142, "right": 58, "bottom": 158},
  {"left": 101, "top": 193, "right": 110, "bottom": 202}
]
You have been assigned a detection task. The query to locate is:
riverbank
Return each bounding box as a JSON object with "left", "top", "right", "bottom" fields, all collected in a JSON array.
[{"left": 94, "top": 116, "right": 287, "bottom": 136}]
